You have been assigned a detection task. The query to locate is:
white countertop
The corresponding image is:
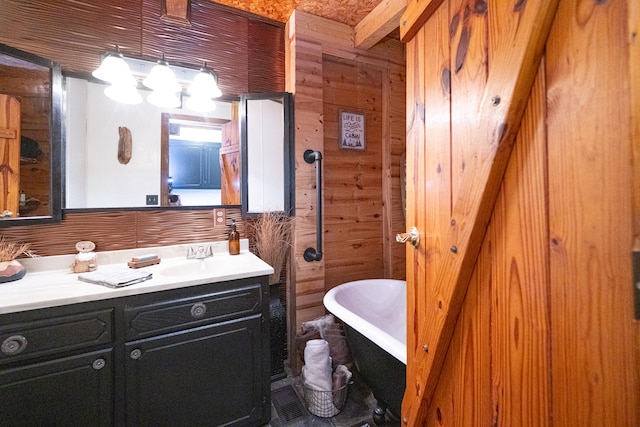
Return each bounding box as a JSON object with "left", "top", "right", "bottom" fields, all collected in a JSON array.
[{"left": 0, "top": 240, "right": 274, "bottom": 315}]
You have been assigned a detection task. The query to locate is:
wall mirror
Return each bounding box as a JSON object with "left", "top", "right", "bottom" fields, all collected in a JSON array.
[
  {"left": 0, "top": 43, "right": 62, "bottom": 226},
  {"left": 65, "top": 76, "right": 239, "bottom": 209},
  {"left": 65, "top": 77, "right": 293, "bottom": 216},
  {"left": 241, "top": 92, "right": 294, "bottom": 216}
]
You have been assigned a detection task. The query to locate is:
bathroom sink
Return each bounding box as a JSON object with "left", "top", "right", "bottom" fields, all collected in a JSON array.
[{"left": 158, "top": 258, "right": 218, "bottom": 277}]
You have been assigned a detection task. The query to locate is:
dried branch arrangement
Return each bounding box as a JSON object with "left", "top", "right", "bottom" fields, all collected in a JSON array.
[
  {"left": 252, "top": 212, "right": 294, "bottom": 285},
  {"left": 0, "top": 237, "right": 36, "bottom": 262}
]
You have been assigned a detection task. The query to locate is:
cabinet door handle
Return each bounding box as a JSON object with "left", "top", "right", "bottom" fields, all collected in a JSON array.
[
  {"left": 130, "top": 349, "right": 142, "bottom": 360},
  {"left": 92, "top": 358, "right": 106, "bottom": 370},
  {"left": 190, "top": 302, "right": 207, "bottom": 318},
  {"left": 1, "top": 335, "right": 28, "bottom": 356}
]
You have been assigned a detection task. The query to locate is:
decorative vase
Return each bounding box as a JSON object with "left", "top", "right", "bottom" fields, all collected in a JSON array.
[
  {"left": 269, "top": 282, "right": 287, "bottom": 380},
  {"left": 0, "top": 260, "right": 26, "bottom": 283}
]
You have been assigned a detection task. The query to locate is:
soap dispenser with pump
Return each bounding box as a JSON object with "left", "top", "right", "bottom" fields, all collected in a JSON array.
[{"left": 228, "top": 220, "right": 240, "bottom": 255}]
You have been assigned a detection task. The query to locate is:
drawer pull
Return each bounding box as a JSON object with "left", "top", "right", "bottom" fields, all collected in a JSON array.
[
  {"left": 190, "top": 303, "right": 207, "bottom": 318},
  {"left": 130, "top": 349, "right": 142, "bottom": 360},
  {"left": 1, "top": 335, "right": 28, "bottom": 355},
  {"left": 92, "top": 358, "right": 106, "bottom": 370}
]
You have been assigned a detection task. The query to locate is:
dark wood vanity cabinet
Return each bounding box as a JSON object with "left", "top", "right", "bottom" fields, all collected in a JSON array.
[
  {"left": 0, "top": 306, "right": 115, "bottom": 426},
  {"left": 0, "top": 276, "right": 271, "bottom": 427}
]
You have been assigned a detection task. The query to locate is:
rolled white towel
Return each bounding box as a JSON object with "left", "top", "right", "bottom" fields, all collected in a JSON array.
[{"left": 303, "top": 339, "right": 333, "bottom": 391}]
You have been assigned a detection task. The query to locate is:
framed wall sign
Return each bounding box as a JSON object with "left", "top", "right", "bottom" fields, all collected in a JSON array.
[{"left": 339, "top": 111, "right": 365, "bottom": 150}]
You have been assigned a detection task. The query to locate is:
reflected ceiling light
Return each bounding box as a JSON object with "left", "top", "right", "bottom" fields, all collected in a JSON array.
[
  {"left": 188, "top": 63, "right": 222, "bottom": 99},
  {"left": 147, "top": 89, "right": 181, "bottom": 109},
  {"left": 186, "top": 94, "right": 216, "bottom": 113},
  {"left": 104, "top": 83, "right": 142, "bottom": 105}
]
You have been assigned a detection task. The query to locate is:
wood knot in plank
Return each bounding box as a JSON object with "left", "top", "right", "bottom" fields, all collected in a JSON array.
[
  {"left": 514, "top": 0, "right": 527, "bottom": 12},
  {"left": 441, "top": 67, "right": 451, "bottom": 95}
]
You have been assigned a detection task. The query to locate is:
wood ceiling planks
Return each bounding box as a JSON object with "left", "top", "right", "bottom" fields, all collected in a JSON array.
[{"left": 209, "top": 0, "right": 384, "bottom": 26}]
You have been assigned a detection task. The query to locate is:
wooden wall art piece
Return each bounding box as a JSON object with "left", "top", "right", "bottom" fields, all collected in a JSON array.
[
  {"left": 339, "top": 111, "right": 366, "bottom": 150},
  {"left": 118, "top": 126, "right": 132, "bottom": 165}
]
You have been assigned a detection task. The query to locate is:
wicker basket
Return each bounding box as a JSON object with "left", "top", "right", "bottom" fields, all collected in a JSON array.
[{"left": 301, "top": 375, "right": 348, "bottom": 418}]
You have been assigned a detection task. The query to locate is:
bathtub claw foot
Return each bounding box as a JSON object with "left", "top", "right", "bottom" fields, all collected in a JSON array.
[{"left": 373, "top": 402, "right": 388, "bottom": 425}]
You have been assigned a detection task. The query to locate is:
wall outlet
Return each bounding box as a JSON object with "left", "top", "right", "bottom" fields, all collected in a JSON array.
[
  {"left": 213, "top": 208, "right": 226, "bottom": 227},
  {"left": 146, "top": 195, "right": 158, "bottom": 205}
]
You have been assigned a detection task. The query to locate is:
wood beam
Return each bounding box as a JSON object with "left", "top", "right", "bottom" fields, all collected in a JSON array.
[
  {"left": 399, "top": 0, "right": 445, "bottom": 43},
  {"left": 401, "top": 0, "right": 560, "bottom": 425},
  {"left": 161, "top": 0, "right": 191, "bottom": 25},
  {"left": 354, "top": 0, "right": 406, "bottom": 50}
]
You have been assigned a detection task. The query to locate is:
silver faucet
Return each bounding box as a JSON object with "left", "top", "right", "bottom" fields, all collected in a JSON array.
[{"left": 187, "top": 245, "right": 213, "bottom": 259}]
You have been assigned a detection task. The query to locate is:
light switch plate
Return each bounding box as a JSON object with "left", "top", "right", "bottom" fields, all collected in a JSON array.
[
  {"left": 213, "top": 208, "right": 226, "bottom": 227},
  {"left": 146, "top": 194, "right": 158, "bottom": 205}
]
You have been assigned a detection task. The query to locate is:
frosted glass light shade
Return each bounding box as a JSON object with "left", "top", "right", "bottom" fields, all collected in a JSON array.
[
  {"left": 186, "top": 94, "right": 216, "bottom": 113},
  {"left": 188, "top": 69, "right": 222, "bottom": 99},
  {"left": 93, "top": 54, "right": 136, "bottom": 86},
  {"left": 104, "top": 83, "right": 142, "bottom": 105},
  {"left": 143, "top": 60, "right": 181, "bottom": 93},
  {"left": 147, "top": 89, "right": 181, "bottom": 109}
]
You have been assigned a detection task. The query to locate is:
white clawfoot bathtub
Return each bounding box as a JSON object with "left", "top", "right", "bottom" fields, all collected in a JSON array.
[{"left": 323, "top": 279, "right": 406, "bottom": 420}]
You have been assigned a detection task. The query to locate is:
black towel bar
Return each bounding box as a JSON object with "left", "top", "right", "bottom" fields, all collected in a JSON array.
[{"left": 303, "top": 149, "right": 323, "bottom": 262}]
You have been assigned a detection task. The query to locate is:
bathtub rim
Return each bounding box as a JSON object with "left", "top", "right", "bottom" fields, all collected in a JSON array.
[{"left": 323, "top": 279, "right": 407, "bottom": 365}]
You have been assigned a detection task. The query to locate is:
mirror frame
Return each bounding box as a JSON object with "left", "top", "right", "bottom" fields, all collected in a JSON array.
[
  {"left": 0, "top": 43, "right": 63, "bottom": 227},
  {"left": 240, "top": 92, "right": 294, "bottom": 217}
]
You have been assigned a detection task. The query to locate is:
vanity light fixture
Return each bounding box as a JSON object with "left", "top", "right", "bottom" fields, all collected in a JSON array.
[
  {"left": 92, "top": 48, "right": 223, "bottom": 111},
  {"left": 92, "top": 46, "right": 131, "bottom": 84},
  {"left": 141, "top": 55, "right": 182, "bottom": 109},
  {"left": 142, "top": 55, "right": 181, "bottom": 92},
  {"left": 186, "top": 63, "right": 222, "bottom": 112},
  {"left": 188, "top": 63, "right": 222, "bottom": 98},
  {"left": 92, "top": 46, "right": 142, "bottom": 105}
]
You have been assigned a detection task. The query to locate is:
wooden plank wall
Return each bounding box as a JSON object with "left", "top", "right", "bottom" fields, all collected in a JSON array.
[
  {"left": 406, "top": 0, "right": 639, "bottom": 424},
  {"left": 0, "top": 65, "right": 51, "bottom": 217},
  {"left": 286, "top": 11, "right": 406, "bottom": 346},
  {"left": 546, "top": 0, "right": 638, "bottom": 424},
  {"left": 323, "top": 59, "right": 384, "bottom": 288},
  {"left": 321, "top": 57, "right": 407, "bottom": 289}
]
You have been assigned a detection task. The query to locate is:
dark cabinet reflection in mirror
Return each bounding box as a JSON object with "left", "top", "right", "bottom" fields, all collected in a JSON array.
[
  {"left": 161, "top": 114, "right": 236, "bottom": 207},
  {"left": 0, "top": 43, "right": 62, "bottom": 226}
]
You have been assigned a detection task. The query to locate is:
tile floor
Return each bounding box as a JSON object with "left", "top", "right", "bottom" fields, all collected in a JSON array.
[{"left": 267, "top": 371, "right": 401, "bottom": 427}]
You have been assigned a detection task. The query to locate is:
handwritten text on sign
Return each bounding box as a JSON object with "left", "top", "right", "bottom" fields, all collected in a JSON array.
[{"left": 340, "top": 111, "right": 365, "bottom": 150}]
